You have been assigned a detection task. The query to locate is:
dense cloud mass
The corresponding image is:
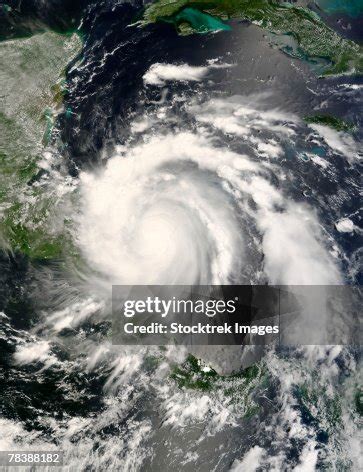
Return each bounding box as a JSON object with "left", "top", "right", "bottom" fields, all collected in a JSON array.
[
  {"left": 0, "top": 1, "right": 361, "bottom": 470},
  {"left": 77, "top": 91, "right": 342, "bottom": 288}
]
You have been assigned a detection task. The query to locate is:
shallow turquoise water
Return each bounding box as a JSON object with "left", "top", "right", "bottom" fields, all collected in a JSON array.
[
  {"left": 173, "top": 7, "right": 231, "bottom": 33},
  {"left": 315, "top": 0, "right": 363, "bottom": 17}
]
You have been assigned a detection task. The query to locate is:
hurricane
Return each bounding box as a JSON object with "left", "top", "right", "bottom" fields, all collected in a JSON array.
[
  {"left": 0, "top": 1, "right": 361, "bottom": 471},
  {"left": 75, "top": 89, "right": 343, "bottom": 290}
]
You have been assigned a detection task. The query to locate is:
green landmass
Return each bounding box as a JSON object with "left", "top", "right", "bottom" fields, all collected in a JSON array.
[
  {"left": 171, "top": 354, "right": 265, "bottom": 417},
  {"left": 0, "top": 31, "right": 82, "bottom": 259},
  {"left": 141, "top": 0, "right": 363, "bottom": 75},
  {"left": 297, "top": 382, "right": 342, "bottom": 428},
  {"left": 161, "top": 7, "right": 231, "bottom": 34},
  {"left": 304, "top": 114, "right": 356, "bottom": 132},
  {"left": 355, "top": 389, "right": 363, "bottom": 416}
]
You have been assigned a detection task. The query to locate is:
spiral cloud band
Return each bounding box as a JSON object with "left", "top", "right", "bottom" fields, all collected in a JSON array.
[{"left": 76, "top": 92, "right": 341, "bottom": 287}]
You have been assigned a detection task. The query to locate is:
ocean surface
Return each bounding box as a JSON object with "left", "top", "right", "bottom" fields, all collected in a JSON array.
[{"left": 0, "top": 1, "right": 362, "bottom": 470}]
